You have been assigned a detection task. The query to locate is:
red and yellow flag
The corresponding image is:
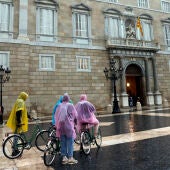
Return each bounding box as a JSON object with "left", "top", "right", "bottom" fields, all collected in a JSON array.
[{"left": 136, "top": 17, "right": 143, "bottom": 36}]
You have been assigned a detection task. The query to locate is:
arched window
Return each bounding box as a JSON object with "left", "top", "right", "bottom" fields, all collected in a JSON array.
[
  {"left": 104, "top": 8, "right": 125, "bottom": 39},
  {"left": 138, "top": 14, "right": 153, "bottom": 41},
  {"left": 35, "top": 0, "right": 58, "bottom": 42},
  {"left": 161, "top": 18, "right": 170, "bottom": 50},
  {"left": 71, "top": 3, "right": 92, "bottom": 45}
]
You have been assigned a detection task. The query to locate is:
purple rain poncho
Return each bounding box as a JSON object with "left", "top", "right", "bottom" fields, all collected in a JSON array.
[
  {"left": 55, "top": 94, "right": 77, "bottom": 139},
  {"left": 75, "top": 94, "right": 99, "bottom": 131}
]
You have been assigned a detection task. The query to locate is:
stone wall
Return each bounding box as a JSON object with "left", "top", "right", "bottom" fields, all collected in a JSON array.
[{"left": 0, "top": 43, "right": 111, "bottom": 116}]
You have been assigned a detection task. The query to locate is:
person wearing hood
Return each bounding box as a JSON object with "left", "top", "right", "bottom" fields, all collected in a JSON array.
[
  {"left": 75, "top": 94, "right": 99, "bottom": 137},
  {"left": 52, "top": 96, "right": 63, "bottom": 126},
  {"left": 6, "top": 92, "right": 29, "bottom": 133},
  {"left": 52, "top": 96, "right": 74, "bottom": 125},
  {"left": 55, "top": 93, "right": 78, "bottom": 165}
]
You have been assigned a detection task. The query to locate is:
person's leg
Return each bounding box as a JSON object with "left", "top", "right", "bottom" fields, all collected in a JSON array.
[
  {"left": 67, "top": 137, "right": 78, "bottom": 164},
  {"left": 94, "top": 123, "right": 99, "bottom": 137},
  {"left": 60, "top": 135, "right": 68, "bottom": 164},
  {"left": 67, "top": 137, "right": 74, "bottom": 158}
]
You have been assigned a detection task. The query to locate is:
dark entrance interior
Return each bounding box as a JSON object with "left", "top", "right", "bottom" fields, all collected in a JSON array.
[{"left": 126, "top": 64, "right": 145, "bottom": 106}]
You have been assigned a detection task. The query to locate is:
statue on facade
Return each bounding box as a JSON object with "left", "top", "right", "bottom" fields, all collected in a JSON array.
[{"left": 126, "top": 24, "right": 136, "bottom": 39}]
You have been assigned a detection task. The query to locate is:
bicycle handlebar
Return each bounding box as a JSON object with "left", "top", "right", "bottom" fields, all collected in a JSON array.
[
  {"left": 31, "top": 117, "right": 40, "bottom": 121},
  {"left": 16, "top": 123, "right": 25, "bottom": 127}
]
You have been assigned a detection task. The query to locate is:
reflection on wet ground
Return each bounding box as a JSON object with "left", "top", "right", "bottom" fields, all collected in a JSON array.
[{"left": 1, "top": 107, "right": 170, "bottom": 170}]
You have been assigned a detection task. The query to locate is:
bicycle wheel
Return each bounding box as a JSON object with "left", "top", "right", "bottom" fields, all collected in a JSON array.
[
  {"left": 81, "top": 131, "right": 91, "bottom": 155},
  {"left": 2, "top": 134, "right": 24, "bottom": 159},
  {"left": 95, "top": 127, "right": 102, "bottom": 147},
  {"left": 35, "top": 130, "right": 49, "bottom": 152},
  {"left": 44, "top": 139, "right": 59, "bottom": 166}
]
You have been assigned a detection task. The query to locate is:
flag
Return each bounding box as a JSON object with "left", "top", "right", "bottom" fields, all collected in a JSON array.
[{"left": 136, "top": 17, "right": 143, "bottom": 36}]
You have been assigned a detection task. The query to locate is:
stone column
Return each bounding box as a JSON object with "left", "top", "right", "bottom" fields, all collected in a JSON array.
[
  {"left": 18, "top": 0, "right": 29, "bottom": 40},
  {"left": 144, "top": 58, "right": 154, "bottom": 105},
  {"left": 151, "top": 57, "right": 162, "bottom": 105},
  {"left": 120, "top": 57, "right": 129, "bottom": 107}
]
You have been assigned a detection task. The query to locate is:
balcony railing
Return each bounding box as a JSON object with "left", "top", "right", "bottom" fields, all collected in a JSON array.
[{"left": 106, "top": 38, "right": 160, "bottom": 51}]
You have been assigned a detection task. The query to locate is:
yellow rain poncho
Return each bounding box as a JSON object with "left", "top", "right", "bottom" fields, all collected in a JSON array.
[{"left": 6, "top": 92, "right": 29, "bottom": 133}]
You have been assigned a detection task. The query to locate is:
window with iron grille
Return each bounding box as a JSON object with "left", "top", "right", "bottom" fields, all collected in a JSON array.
[{"left": 76, "top": 56, "right": 91, "bottom": 72}]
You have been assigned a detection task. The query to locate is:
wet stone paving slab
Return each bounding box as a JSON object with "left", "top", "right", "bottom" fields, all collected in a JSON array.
[{"left": 1, "top": 108, "right": 170, "bottom": 170}]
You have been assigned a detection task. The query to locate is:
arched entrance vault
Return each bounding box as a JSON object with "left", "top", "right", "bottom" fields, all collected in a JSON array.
[{"left": 125, "top": 63, "right": 146, "bottom": 106}]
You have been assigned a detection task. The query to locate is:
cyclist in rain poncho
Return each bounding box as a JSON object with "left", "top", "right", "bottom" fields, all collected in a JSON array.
[
  {"left": 52, "top": 96, "right": 74, "bottom": 125},
  {"left": 75, "top": 94, "right": 99, "bottom": 137},
  {"left": 52, "top": 96, "right": 63, "bottom": 125},
  {"left": 6, "top": 92, "right": 29, "bottom": 133}
]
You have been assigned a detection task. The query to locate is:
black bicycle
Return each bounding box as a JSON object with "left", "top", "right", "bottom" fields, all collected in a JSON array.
[
  {"left": 36, "top": 122, "right": 56, "bottom": 150},
  {"left": 80, "top": 123, "right": 102, "bottom": 155},
  {"left": 2, "top": 118, "right": 49, "bottom": 159},
  {"left": 43, "top": 129, "right": 60, "bottom": 166}
]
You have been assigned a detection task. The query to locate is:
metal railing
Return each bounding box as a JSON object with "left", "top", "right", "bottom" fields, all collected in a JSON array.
[{"left": 106, "top": 38, "right": 160, "bottom": 51}]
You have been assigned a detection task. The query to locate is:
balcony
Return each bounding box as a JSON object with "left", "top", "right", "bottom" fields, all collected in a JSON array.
[{"left": 106, "top": 38, "right": 160, "bottom": 52}]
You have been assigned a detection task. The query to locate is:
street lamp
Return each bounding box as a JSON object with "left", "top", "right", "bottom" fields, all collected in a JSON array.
[
  {"left": 104, "top": 58, "right": 123, "bottom": 113},
  {"left": 0, "top": 65, "right": 11, "bottom": 125}
]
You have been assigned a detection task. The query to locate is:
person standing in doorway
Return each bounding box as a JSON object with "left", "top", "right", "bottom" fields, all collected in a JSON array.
[{"left": 128, "top": 96, "right": 134, "bottom": 112}]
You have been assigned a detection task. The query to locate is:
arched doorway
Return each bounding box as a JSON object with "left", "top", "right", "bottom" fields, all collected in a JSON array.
[{"left": 126, "top": 64, "right": 145, "bottom": 106}]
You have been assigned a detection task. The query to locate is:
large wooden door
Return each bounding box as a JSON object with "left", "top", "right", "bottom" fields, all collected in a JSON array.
[{"left": 126, "top": 64, "right": 145, "bottom": 106}]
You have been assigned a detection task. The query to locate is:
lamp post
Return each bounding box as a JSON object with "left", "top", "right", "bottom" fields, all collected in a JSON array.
[
  {"left": 0, "top": 65, "right": 11, "bottom": 125},
  {"left": 104, "top": 58, "right": 123, "bottom": 114}
]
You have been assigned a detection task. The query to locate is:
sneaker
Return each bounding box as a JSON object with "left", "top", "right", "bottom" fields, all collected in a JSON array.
[
  {"left": 62, "top": 156, "right": 68, "bottom": 164},
  {"left": 68, "top": 157, "right": 78, "bottom": 164}
]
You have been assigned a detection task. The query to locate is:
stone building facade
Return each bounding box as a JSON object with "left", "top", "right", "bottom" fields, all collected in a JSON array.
[{"left": 0, "top": 0, "right": 170, "bottom": 116}]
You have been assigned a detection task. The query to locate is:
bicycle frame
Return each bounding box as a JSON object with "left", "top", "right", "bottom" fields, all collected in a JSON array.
[
  {"left": 81, "top": 125, "right": 95, "bottom": 141},
  {"left": 2, "top": 118, "right": 49, "bottom": 159},
  {"left": 80, "top": 124, "right": 102, "bottom": 155},
  {"left": 43, "top": 134, "right": 60, "bottom": 166},
  {"left": 20, "top": 123, "right": 42, "bottom": 145},
  {"left": 16, "top": 119, "right": 43, "bottom": 146}
]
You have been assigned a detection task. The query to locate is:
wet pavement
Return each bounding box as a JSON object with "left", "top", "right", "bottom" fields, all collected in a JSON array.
[{"left": 1, "top": 107, "right": 170, "bottom": 170}]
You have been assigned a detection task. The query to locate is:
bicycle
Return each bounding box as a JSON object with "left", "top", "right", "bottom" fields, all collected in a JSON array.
[
  {"left": 80, "top": 123, "right": 102, "bottom": 155},
  {"left": 43, "top": 126, "right": 79, "bottom": 166},
  {"left": 36, "top": 122, "right": 56, "bottom": 147},
  {"left": 2, "top": 118, "right": 49, "bottom": 159},
  {"left": 43, "top": 129, "right": 60, "bottom": 166}
]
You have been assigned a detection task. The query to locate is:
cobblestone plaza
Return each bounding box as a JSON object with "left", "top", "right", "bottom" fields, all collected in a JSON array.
[{"left": 1, "top": 107, "right": 170, "bottom": 169}]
